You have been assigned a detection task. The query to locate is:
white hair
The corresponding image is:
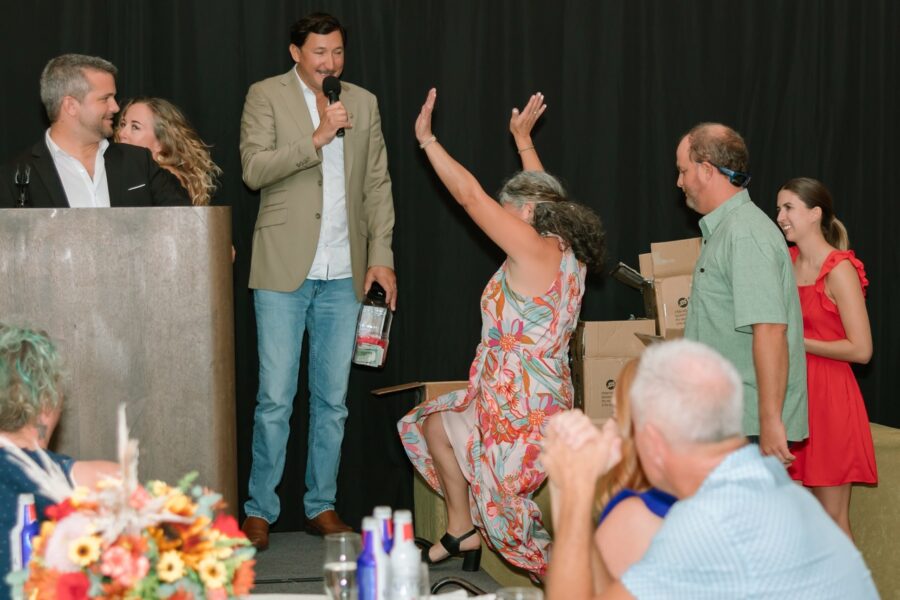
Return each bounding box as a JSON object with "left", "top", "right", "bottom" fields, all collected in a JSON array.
[{"left": 630, "top": 339, "right": 743, "bottom": 444}]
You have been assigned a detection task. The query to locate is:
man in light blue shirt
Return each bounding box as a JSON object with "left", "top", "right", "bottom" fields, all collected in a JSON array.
[{"left": 544, "top": 340, "right": 877, "bottom": 599}]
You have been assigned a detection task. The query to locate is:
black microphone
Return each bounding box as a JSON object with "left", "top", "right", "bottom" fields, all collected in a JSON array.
[
  {"left": 14, "top": 163, "right": 31, "bottom": 208},
  {"left": 322, "top": 76, "right": 345, "bottom": 138}
]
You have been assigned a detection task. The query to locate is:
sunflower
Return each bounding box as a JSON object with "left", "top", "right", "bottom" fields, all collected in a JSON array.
[
  {"left": 68, "top": 535, "right": 102, "bottom": 567},
  {"left": 157, "top": 550, "right": 186, "bottom": 583},
  {"left": 197, "top": 555, "right": 227, "bottom": 589},
  {"left": 164, "top": 492, "right": 196, "bottom": 517}
]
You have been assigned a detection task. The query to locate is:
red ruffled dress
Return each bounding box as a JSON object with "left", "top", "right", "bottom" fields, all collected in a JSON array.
[{"left": 787, "top": 247, "right": 878, "bottom": 486}]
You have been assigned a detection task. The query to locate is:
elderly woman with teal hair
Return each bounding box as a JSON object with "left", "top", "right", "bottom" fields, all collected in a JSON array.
[{"left": 0, "top": 323, "right": 116, "bottom": 590}]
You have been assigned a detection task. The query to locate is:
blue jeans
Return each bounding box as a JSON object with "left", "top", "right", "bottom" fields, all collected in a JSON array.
[{"left": 245, "top": 278, "right": 359, "bottom": 522}]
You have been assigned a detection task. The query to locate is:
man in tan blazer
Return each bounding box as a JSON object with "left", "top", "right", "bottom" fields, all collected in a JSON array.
[{"left": 239, "top": 12, "right": 396, "bottom": 548}]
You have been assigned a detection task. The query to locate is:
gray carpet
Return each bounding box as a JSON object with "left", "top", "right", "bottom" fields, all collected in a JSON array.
[{"left": 251, "top": 531, "right": 501, "bottom": 595}]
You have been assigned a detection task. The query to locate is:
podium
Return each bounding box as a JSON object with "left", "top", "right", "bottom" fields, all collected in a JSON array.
[{"left": 0, "top": 207, "right": 237, "bottom": 510}]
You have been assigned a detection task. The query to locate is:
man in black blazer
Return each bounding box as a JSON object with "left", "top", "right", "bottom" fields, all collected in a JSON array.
[{"left": 0, "top": 54, "right": 189, "bottom": 208}]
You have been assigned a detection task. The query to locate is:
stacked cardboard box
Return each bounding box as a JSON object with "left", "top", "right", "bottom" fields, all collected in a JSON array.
[
  {"left": 638, "top": 237, "right": 701, "bottom": 337},
  {"left": 571, "top": 319, "right": 656, "bottom": 422}
]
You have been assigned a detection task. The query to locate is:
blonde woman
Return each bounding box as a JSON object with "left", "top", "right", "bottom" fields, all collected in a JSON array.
[
  {"left": 592, "top": 359, "right": 675, "bottom": 579},
  {"left": 116, "top": 97, "right": 222, "bottom": 205},
  {"left": 545, "top": 359, "right": 675, "bottom": 595}
]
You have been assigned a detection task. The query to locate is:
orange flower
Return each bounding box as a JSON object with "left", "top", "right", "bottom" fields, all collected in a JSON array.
[
  {"left": 178, "top": 517, "right": 215, "bottom": 569},
  {"left": 165, "top": 493, "right": 196, "bottom": 517},
  {"left": 488, "top": 416, "right": 519, "bottom": 445},
  {"left": 148, "top": 524, "right": 183, "bottom": 553},
  {"left": 24, "top": 563, "right": 60, "bottom": 599},
  {"left": 231, "top": 559, "right": 256, "bottom": 595},
  {"left": 32, "top": 521, "right": 55, "bottom": 555},
  {"left": 100, "top": 579, "right": 130, "bottom": 599},
  {"left": 528, "top": 409, "right": 546, "bottom": 428}
]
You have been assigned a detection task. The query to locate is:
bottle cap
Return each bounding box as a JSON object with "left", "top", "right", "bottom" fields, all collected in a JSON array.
[
  {"left": 393, "top": 509, "right": 412, "bottom": 523},
  {"left": 367, "top": 281, "right": 387, "bottom": 301}
]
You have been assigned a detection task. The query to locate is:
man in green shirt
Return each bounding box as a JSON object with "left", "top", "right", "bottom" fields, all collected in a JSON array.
[{"left": 676, "top": 123, "right": 807, "bottom": 465}]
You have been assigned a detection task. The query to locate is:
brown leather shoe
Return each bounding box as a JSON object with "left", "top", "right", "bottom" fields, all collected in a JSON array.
[
  {"left": 241, "top": 516, "right": 270, "bottom": 551},
  {"left": 304, "top": 510, "right": 353, "bottom": 536}
]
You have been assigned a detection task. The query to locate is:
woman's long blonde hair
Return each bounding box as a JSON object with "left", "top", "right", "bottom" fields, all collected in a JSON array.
[
  {"left": 595, "top": 358, "right": 651, "bottom": 512},
  {"left": 118, "top": 97, "right": 222, "bottom": 206}
]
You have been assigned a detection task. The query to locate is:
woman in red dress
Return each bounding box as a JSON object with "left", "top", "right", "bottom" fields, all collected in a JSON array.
[{"left": 776, "top": 177, "right": 877, "bottom": 538}]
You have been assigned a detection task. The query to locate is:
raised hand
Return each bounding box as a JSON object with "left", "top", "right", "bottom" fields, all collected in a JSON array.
[
  {"left": 510, "top": 92, "right": 547, "bottom": 139},
  {"left": 415, "top": 88, "right": 437, "bottom": 145}
]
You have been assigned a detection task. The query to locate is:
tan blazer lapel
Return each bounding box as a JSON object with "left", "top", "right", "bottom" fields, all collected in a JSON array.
[
  {"left": 278, "top": 69, "right": 317, "bottom": 140},
  {"left": 340, "top": 81, "right": 356, "bottom": 186}
]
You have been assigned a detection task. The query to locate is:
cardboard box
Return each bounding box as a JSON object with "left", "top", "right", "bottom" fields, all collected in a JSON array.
[
  {"left": 640, "top": 238, "right": 701, "bottom": 336},
  {"left": 571, "top": 320, "right": 656, "bottom": 422},
  {"left": 371, "top": 380, "right": 468, "bottom": 543},
  {"left": 572, "top": 319, "right": 654, "bottom": 360},
  {"left": 371, "top": 380, "right": 468, "bottom": 402}
]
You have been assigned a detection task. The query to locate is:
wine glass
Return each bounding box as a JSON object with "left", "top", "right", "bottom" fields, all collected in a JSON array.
[{"left": 323, "top": 532, "right": 361, "bottom": 600}]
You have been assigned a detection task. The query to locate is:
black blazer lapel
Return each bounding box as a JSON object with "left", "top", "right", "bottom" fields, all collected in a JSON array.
[
  {"left": 30, "top": 140, "right": 69, "bottom": 208},
  {"left": 104, "top": 144, "right": 127, "bottom": 206}
]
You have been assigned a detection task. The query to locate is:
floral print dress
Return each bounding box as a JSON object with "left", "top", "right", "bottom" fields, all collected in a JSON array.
[{"left": 398, "top": 246, "right": 585, "bottom": 576}]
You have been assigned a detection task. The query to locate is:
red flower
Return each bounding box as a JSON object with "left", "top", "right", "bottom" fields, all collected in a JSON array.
[
  {"left": 45, "top": 498, "right": 77, "bottom": 521},
  {"left": 488, "top": 416, "right": 519, "bottom": 445},
  {"left": 56, "top": 571, "right": 90, "bottom": 600},
  {"left": 212, "top": 513, "right": 243, "bottom": 538}
]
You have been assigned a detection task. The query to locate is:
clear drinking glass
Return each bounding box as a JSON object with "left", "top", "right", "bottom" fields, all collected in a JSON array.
[
  {"left": 417, "top": 560, "right": 430, "bottom": 599},
  {"left": 323, "top": 532, "right": 361, "bottom": 600},
  {"left": 495, "top": 588, "right": 544, "bottom": 600}
]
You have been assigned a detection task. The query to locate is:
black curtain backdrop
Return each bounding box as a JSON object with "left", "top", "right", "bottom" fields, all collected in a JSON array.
[{"left": 2, "top": 0, "right": 897, "bottom": 531}]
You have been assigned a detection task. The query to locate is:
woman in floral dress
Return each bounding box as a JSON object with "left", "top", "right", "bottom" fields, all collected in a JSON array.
[{"left": 398, "top": 90, "right": 605, "bottom": 577}]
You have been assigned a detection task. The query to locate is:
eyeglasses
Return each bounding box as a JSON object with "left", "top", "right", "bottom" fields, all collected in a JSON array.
[{"left": 707, "top": 162, "right": 751, "bottom": 188}]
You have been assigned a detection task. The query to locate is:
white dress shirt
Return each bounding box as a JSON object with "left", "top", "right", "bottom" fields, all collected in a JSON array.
[
  {"left": 295, "top": 71, "right": 351, "bottom": 280},
  {"left": 44, "top": 129, "right": 111, "bottom": 208}
]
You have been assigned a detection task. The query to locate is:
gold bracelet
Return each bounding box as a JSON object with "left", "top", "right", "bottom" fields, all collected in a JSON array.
[
  {"left": 419, "top": 135, "right": 437, "bottom": 149},
  {"left": 517, "top": 145, "right": 535, "bottom": 154}
]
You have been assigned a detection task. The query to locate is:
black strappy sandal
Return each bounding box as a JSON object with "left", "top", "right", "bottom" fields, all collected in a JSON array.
[{"left": 421, "top": 529, "right": 482, "bottom": 572}]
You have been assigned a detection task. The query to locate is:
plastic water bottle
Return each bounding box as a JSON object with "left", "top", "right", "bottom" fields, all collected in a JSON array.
[
  {"left": 388, "top": 510, "right": 420, "bottom": 600},
  {"left": 373, "top": 506, "right": 394, "bottom": 554},
  {"left": 373, "top": 515, "right": 390, "bottom": 599},
  {"left": 10, "top": 494, "right": 38, "bottom": 570},
  {"left": 358, "top": 517, "right": 379, "bottom": 600}
]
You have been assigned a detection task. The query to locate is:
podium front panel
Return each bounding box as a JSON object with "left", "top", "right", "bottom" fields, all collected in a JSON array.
[{"left": 0, "top": 207, "right": 237, "bottom": 510}]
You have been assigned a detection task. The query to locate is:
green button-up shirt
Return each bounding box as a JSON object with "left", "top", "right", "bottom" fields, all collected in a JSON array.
[{"left": 684, "top": 190, "right": 808, "bottom": 441}]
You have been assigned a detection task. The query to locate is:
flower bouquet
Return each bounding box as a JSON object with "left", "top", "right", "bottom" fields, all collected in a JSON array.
[{"left": 3, "top": 407, "right": 255, "bottom": 599}]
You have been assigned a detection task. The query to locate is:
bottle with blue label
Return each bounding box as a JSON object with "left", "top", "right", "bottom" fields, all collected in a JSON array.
[
  {"left": 358, "top": 517, "right": 386, "bottom": 600},
  {"left": 373, "top": 506, "right": 393, "bottom": 555},
  {"left": 10, "top": 493, "right": 38, "bottom": 570}
]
